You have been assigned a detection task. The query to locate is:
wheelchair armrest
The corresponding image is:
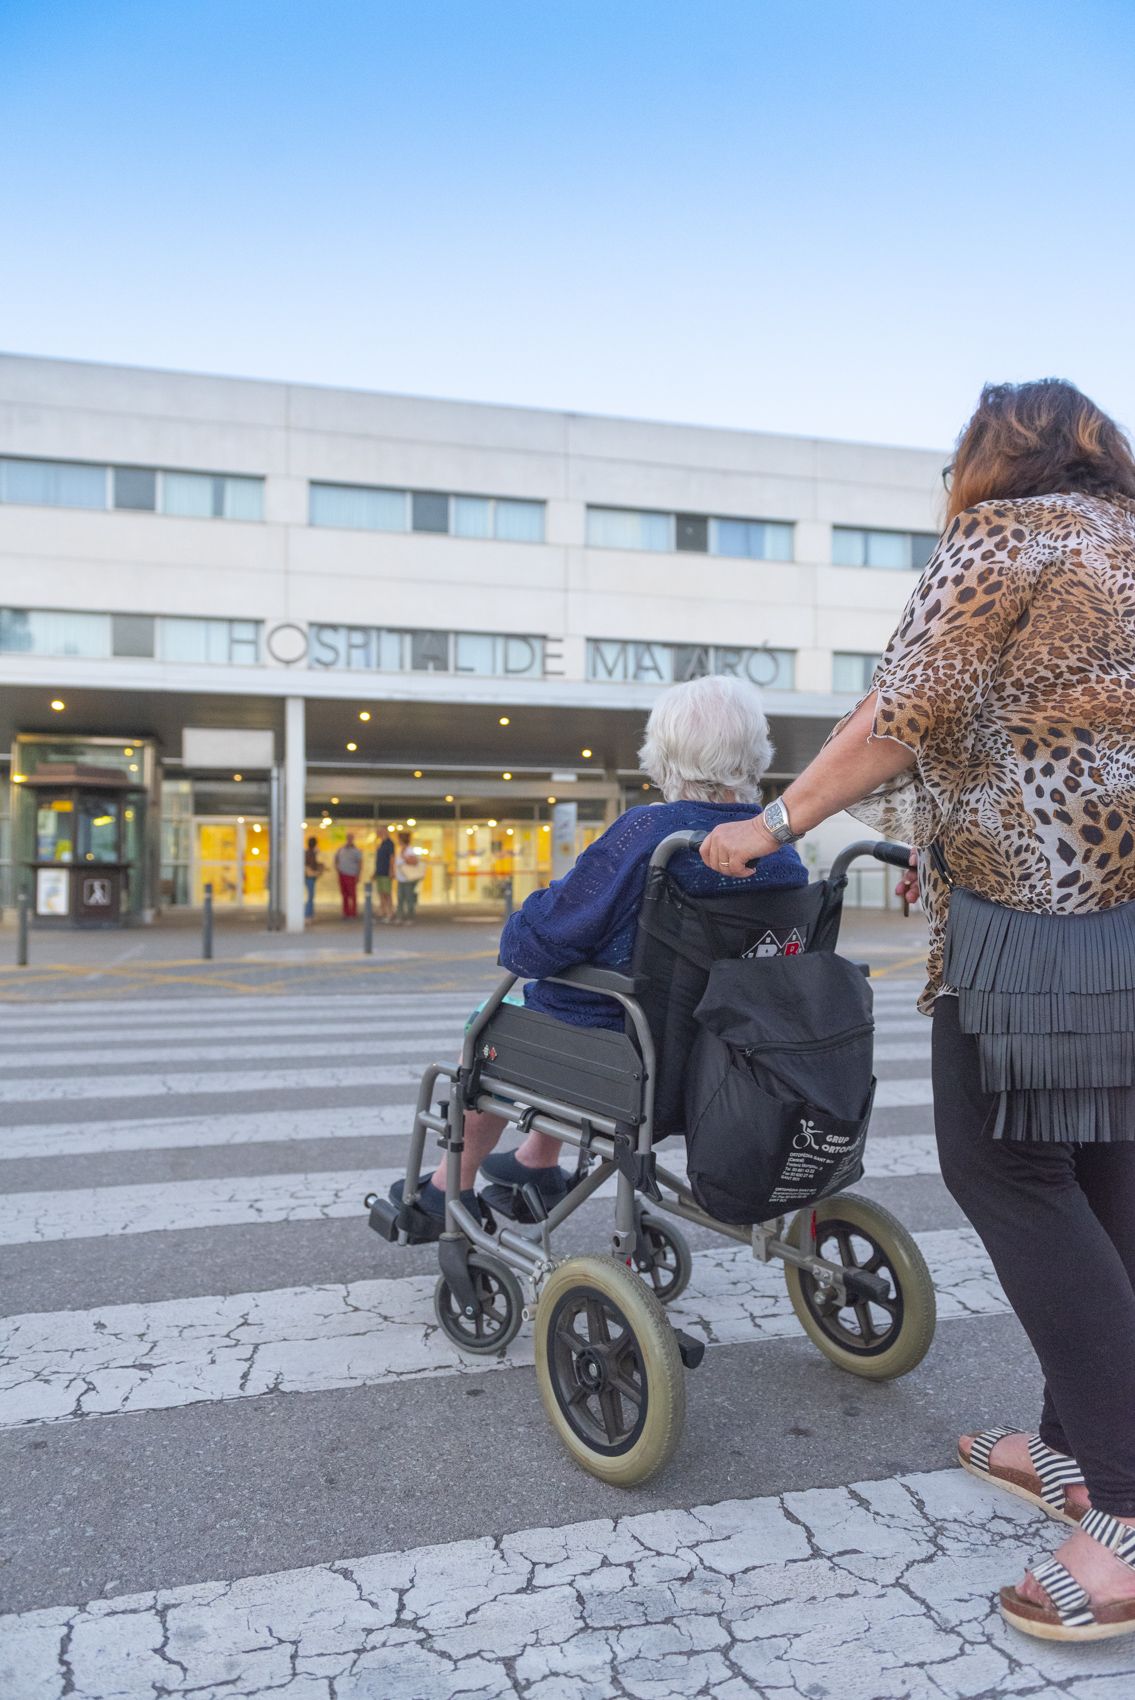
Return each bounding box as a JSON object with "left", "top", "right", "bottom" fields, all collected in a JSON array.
[{"left": 544, "top": 964, "right": 644, "bottom": 996}]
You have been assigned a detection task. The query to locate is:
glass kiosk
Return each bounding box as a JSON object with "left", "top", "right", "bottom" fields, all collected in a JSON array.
[{"left": 20, "top": 760, "right": 148, "bottom": 926}]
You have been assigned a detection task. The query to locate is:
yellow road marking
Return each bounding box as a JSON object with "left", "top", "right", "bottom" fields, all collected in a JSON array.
[{"left": 869, "top": 952, "right": 928, "bottom": 979}]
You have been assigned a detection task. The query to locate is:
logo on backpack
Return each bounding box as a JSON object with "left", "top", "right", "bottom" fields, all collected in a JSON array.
[
  {"left": 793, "top": 1118, "right": 822, "bottom": 1150},
  {"left": 743, "top": 926, "right": 805, "bottom": 960}
]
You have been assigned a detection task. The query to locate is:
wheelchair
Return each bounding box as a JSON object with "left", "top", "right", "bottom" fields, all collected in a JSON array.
[{"left": 366, "top": 832, "right": 935, "bottom": 1486}]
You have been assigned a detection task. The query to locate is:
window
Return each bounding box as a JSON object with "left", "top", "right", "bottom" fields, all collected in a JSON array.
[
  {"left": 586, "top": 507, "right": 671, "bottom": 551},
  {"left": 0, "top": 608, "right": 110, "bottom": 656},
  {"left": 832, "top": 652, "right": 881, "bottom": 693},
  {"left": 711, "top": 518, "right": 794, "bottom": 562},
  {"left": 309, "top": 482, "right": 407, "bottom": 531},
  {"left": 113, "top": 468, "right": 157, "bottom": 511},
  {"left": 493, "top": 499, "right": 543, "bottom": 543},
  {"left": 411, "top": 491, "right": 449, "bottom": 533},
  {"left": 111, "top": 614, "right": 156, "bottom": 658},
  {"left": 675, "top": 514, "right": 708, "bottom": 553},
  {"left": 0, "top": 458, "right": 107, "bottom": 509},
  {"left": 158, "top": 617, "right": 261, "bottom": 664},
  {"left": 160, "top": 471, "right": 263, "bottom": 522},
  {"left": 452, "top": 496, "right": 491, "bottom": 538},
  {"left": 832, "top": 527, "right": 937, "bottom": 570}
]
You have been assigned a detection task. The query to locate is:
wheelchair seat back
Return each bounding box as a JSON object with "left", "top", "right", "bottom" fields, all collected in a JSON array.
[{"left": 630, "top": 865, "right": 843, "bottom": 1137}]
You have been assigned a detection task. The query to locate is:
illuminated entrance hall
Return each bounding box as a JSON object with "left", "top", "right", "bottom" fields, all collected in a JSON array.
[{"left": 300, "top": 802, "right": 607, "bottom": 912}]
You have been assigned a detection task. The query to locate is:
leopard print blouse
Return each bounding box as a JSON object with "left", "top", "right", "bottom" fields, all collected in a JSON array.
[{"left": 842, "top": 492, "right": 1135, "bottom": 1011}]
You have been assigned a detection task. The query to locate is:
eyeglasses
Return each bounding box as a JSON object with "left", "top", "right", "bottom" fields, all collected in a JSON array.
[{"left": 941, "top": 463, "right": 954, "bottom": 492}]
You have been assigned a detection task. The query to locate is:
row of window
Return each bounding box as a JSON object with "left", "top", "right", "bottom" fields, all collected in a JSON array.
[
  {"left": 0, "top": 456, "right": 939, "bottom": 569},
  {"left": 308, "top": 483, "right": 544, "bottom": 542},
  {"left": 0, "top": 458, "right": 263, "bottom": 522},
  {"left": 0, "top": 605, "right": 883, "bottom": 691},
  {"left": 0, "top": 609, "right": 259, "bottom": 665}
]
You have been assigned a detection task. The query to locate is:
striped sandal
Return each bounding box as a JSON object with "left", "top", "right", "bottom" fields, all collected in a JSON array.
[
  {"left": 959, "top": 1427, "right": 1085, "bottom": 1526},
  {"left": 1001, "top": 1508, "right": 1135, "bottom": 1642}
]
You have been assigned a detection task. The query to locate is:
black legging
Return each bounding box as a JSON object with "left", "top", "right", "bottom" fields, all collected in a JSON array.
[{"left": 933, "top": 996, "right": 1135, "bottom": 1515}]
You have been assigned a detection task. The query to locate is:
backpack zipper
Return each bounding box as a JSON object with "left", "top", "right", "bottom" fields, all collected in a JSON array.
[{"left": 740, "top": 1022, "right": 874, "bottom": 1058}]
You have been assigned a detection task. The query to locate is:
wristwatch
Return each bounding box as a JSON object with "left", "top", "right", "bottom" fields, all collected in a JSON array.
[{"left": 760, "top": 796, "right": 803, "bottom": 845}]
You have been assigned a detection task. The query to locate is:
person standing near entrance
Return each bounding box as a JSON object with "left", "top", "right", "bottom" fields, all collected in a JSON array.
[
  {"left": 373, "top": 830, "right": 395, "bottom": 923},
  {"left": 334, "top": 832, "right": 362, "bottom": 918},
  {"left": 394, "top": 831, "right": 423, "bottom": 923},
  {"left": 303, "top": 835, "right": 324, "bottom": 921}
]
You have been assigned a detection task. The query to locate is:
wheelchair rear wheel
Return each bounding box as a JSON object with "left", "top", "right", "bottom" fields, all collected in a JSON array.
[
  {"left": 783, "top": 1193, "right": 935, "bottom": 1380},
  {"left": 632, "top": 1211, "right": 693, "bottom": 1304},
  {"left": 534, "top": 1255, "right": 685, "bottom": 1486},
  {"left": 434, "top": 1251, "right": 524, "bottom": 1356}
]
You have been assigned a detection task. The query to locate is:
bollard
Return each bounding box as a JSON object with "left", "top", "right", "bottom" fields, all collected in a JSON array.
[
  {"left": 501, "top": 876, "right": 514, "bottom": 920},
  {"left": 16, "top": 890, "right": 29, "bottom": 967},
  {"left": 202, "top": 883, "right": 214, "bottom": 960},
  {"left": 363, "top": 882, "right": 374, "bottom": 954}
]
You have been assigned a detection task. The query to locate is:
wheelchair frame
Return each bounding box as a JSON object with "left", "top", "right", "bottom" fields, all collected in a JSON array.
[{"left": 374, "top": 833, "right": 913, "bottom": 1326}]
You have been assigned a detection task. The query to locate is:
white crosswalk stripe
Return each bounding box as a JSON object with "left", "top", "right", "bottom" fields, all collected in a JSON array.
[
  {"left": 0, "top": 1468, "right": 1109, "bottom": 1700},
  {"left": 0, "top": 1225, "right": 999, "bottom": 1429},
  {"left": 0, "top": 1132, "right": 942, "bottom": 1242},
  {"left": 0, "top": 1060, "right": 432, "bottom": 1101}
]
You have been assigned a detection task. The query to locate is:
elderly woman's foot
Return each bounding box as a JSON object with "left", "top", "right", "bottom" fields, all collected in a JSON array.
[{"left": 959, "top": 1430, "right": 1089, "bottom": 1521}]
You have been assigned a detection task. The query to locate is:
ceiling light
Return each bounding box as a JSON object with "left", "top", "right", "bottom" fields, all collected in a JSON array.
[
  {"left": 488, "top": 818, "right": 498, "bottom": 827},
  {"left": 387, "top": 824, "right": 396, "bottom": 832},
  {"left": 502, "top": 771, "right": 512, "bottom": 780},
  {"left": 253, "top": 823, "right": 262, "bottom": 833},
  {"left": 238, "top": 816, "right": 245, "bottom": 824},
  {"left": 547, "top": 796, "right": 557, "bottom": 804},
  {"left": 444, "top": 794, "right": 454, "bottom": 803},
  {"left": 129, "top": 763, "right": 139, "bottom": 773},
  {"left": 302, "top": 821, "right": 308, "bottom": 829},
  {"left": 541, "top": 823, "right": 550, "bottom": 832},
  {"left": 50, "top": 699, "right": 65, "bottom": 712},
  {"left": 358, "top": 710, "right": 371, "bottom": 722},
  {"left": 346, "top": 741, "right": 357, "bottom": 752},
  {"left": 330, "top": 796, "right": 340, "bottom": 805},
  {"left": 499, "top": 716, "right": 510, "bottom": 726},
  {"left": 642, "top": 782, "right": 651, "bottom": 790},
  {"left": 506, "top": 827, "right": 514, "bottom": 836},
  {"left": 233, "top": 773, "right": 242, "bottom": 782},
  {"left": 413, "top": 769, "right": 423, "bottom": 778},
  {"left": 123, "top": 746, "right": 134, "bottom": 756},
  {"left": 581, "top": 748, "right": 592, "bottom": 759},
  {"left": 406, "top": 817, "right": 417, "bottom": 826},
  {"left": 250, "top": 846, "right": 260, "bottom": 856},
  {"left": 466, "top": 826, "right": 476, "bottom": 836}
]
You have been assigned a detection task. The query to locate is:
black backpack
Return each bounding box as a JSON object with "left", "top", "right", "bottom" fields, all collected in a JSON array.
[{"left": 684, "top": 952, "right": 875, "bottom": 1225}]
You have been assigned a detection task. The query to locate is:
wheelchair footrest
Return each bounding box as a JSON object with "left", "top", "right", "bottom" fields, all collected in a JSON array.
[
  {"left": 674, "top": 1329, "right": 706, "bottom": 1370},
  {"left": 366, "top": 1193, "right": 441, "bottom": 1246}
]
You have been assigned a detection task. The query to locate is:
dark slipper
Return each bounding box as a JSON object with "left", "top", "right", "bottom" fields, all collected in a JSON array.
[
  {"left": 388, "top": 1175, "right": 482, "bottom": 1242},
  {"left": 480, "top": 1149, "right": 570, "bottom": 1206}
]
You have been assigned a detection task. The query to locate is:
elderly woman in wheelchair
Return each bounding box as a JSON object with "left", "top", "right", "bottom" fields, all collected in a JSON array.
[
  {"left": 369, "top": 673, "right": 935, "bottom": 1485},
  {"left": 388, "top": 674, "right": 808, "bottom": 1229}
]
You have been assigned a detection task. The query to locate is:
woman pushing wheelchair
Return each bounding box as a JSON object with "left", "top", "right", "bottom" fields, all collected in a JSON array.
[{"left": 388, "top": 671, "right": 808, "bottom": 1229}]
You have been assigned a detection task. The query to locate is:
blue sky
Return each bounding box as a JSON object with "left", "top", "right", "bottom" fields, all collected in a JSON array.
[{"left": 2, "top": 0, "right": 1133, "bottom": 450}]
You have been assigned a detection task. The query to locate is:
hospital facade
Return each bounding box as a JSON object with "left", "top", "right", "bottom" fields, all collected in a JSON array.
[{"left": 0, "top": 353, "right": 944, "bottom": 931}]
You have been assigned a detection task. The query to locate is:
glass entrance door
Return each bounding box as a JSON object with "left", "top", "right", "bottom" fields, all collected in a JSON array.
[{"left": 194, "top": 818, "right": 271, "bottom": 906}]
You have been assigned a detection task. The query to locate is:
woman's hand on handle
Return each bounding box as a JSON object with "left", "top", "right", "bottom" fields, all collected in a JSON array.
[
  {"left": 895, "top": 848, "right": 921, "bottom": 907},
  {"left": 700, "top": 815, "right": 781, "bottom": 876}
]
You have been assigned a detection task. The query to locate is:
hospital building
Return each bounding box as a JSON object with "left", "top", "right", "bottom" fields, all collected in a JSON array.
[{"left": 0, "top": 353, "right": 944, "bottom": 931}]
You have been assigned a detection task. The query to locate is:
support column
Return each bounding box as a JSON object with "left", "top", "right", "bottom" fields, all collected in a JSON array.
[{"left": 284, "top": 696, "right": 306, "bottom": 934}]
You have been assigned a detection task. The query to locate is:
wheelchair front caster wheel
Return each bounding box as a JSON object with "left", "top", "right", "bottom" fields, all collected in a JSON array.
[
  {"left": 632, "top": 1212, "right": 693, "bottom": 1305},
  {"left": 534, "top": 1254, "right": 685, "bottom": 1486},
  {"left": 433, "top": 1252, "right": 524, "bottom": 1356},
  {"left": 784, "top": 1193, "right": 936, "bottom": 1381}
]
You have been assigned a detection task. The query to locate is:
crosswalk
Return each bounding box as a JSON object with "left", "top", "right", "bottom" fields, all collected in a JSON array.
[{"left": 1, "top": 973, "right": 1124, "bottom": 1698}]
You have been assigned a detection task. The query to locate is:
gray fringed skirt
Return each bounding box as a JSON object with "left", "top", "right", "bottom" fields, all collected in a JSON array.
[{"left": 942, "top": 887, "right": 1135, "bottom": 1142}]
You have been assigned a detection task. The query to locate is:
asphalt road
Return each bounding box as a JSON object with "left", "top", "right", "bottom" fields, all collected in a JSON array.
[{"left": 2, "top": 913, "right": 1126, "bottom": 1699}]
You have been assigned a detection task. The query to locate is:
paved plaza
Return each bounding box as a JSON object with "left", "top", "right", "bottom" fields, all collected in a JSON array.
[{"left": 1, "top": 915, "right": 1131, "bottom": 1698}]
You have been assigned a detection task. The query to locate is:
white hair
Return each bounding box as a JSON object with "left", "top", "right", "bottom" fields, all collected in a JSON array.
[{"left": 637, "top": 674, "right": 774, "bottom": 804}]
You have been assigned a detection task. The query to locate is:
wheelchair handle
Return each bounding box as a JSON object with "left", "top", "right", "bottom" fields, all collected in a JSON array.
[
  {"left": 651, "top": 829, "right": 914, "bottom": 880},
  {"left": 870, "top": 839, "right": 916, "bottom": 870},
  {"left": 648, "top": 830, "right": 706, "bottom": 869}
]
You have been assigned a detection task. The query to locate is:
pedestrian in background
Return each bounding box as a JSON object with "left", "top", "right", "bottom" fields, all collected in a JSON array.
[
  {"left": 334, "top": 832, "right": 363, "bottom": 918},
  {"left": 701, "top": 379, "right": 1135, "bottom": 1644},
  {"left": 394, "top": 830, "right": 423, "bottom": 924},
  {"left": 303, "top": 835, "right": 324, "bottom": 921},
  {"left": 373, "top": 829, "right": 395, "bottom": 923}
]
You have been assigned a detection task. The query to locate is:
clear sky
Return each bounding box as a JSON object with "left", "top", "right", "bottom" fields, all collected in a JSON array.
[{"left": 2, "top": 0, "right": 1133, "bottom": 451}]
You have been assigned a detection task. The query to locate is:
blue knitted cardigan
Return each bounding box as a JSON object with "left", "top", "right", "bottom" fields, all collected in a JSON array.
[{"left": 499, "top": 801, "right": 808, "bottom": 1030}]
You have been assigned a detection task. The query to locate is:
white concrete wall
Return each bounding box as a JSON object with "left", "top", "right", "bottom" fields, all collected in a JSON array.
[{"left": 0, "top": 353, "right": 944, "bottom": 710}]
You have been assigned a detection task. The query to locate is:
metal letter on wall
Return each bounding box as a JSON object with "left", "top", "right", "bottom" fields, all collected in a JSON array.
[{"left": 551, "top": 801, "right": 578, "bottom": 882}]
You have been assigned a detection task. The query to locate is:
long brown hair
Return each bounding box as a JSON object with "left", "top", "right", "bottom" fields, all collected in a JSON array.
[{"left": 946, "top": 380, "right": 1135, "bottom": 524}]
